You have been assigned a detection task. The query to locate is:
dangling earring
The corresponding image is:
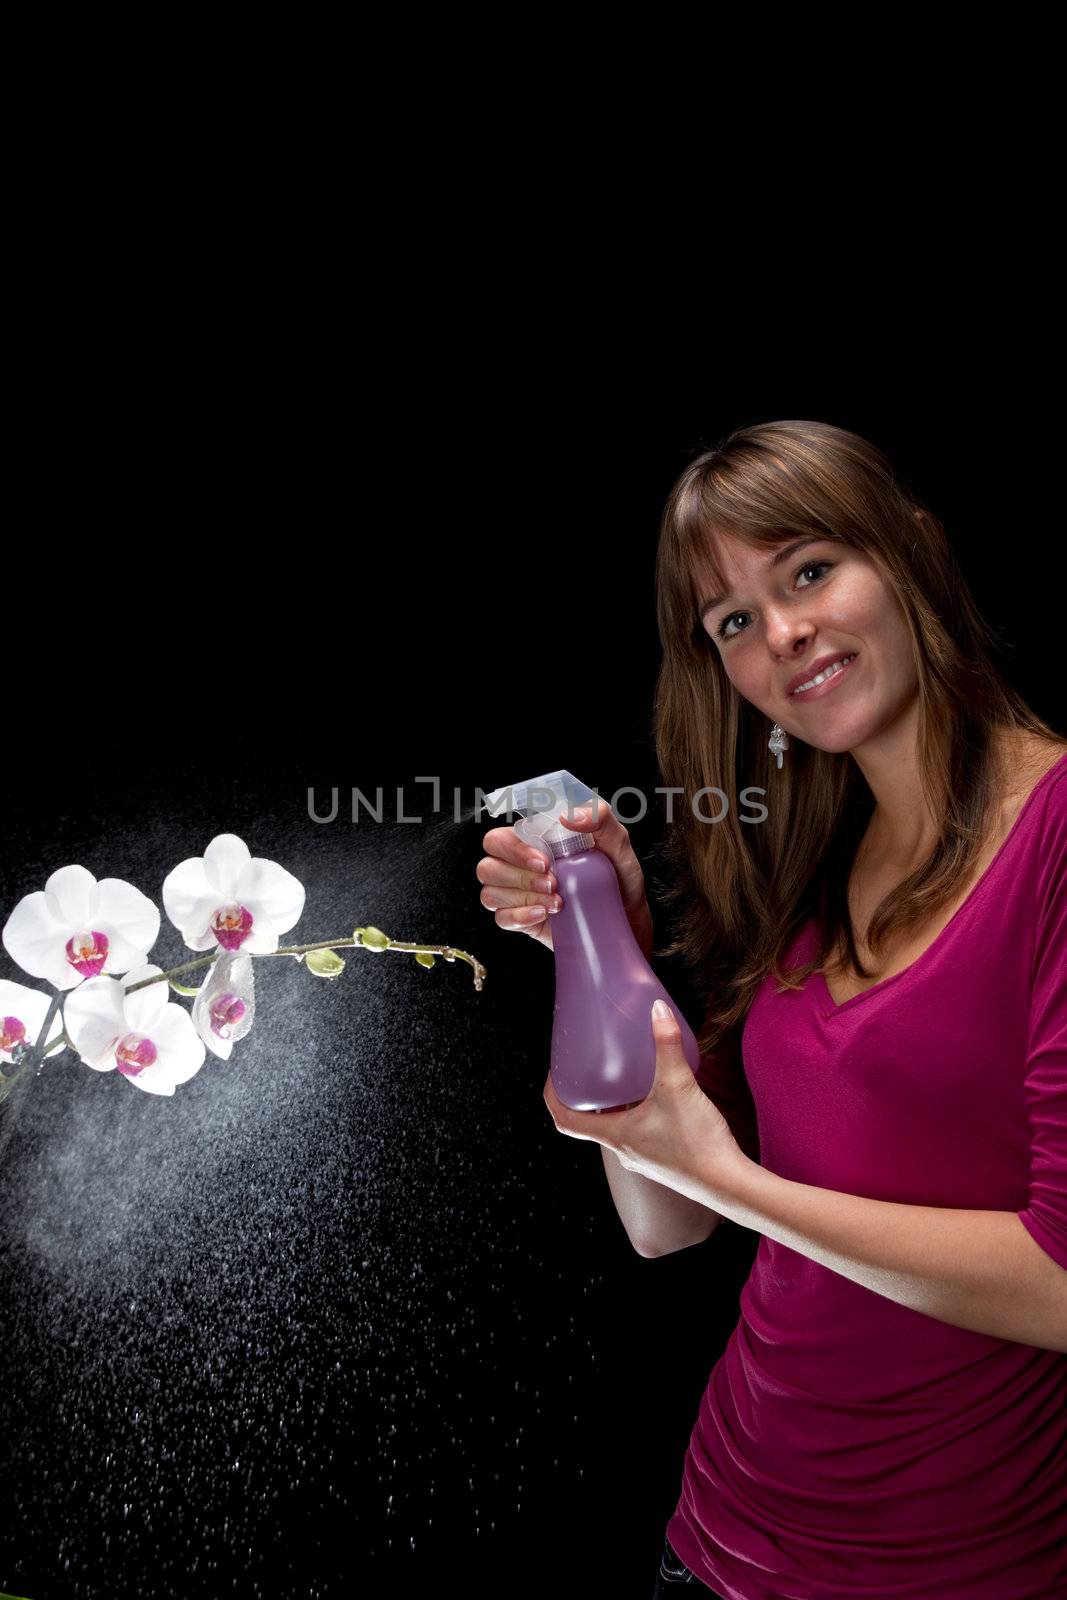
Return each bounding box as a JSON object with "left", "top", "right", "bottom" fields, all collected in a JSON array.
[{"left": 768, "top": 723, "right": 789, "bottom": 769}]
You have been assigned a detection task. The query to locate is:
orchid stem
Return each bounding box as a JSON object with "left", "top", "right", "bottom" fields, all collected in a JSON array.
[{"left": 120, "top": 932, "right": 487, "bottom": 994}]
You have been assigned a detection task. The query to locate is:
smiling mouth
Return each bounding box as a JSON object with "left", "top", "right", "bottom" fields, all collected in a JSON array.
[{"left": 790, "top": 652, "right": 858, "bottom": 697}]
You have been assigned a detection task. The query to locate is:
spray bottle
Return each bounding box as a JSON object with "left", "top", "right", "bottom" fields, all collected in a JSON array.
[{"left": 483, "top": 769, "right": 703, "bottom": 1111}]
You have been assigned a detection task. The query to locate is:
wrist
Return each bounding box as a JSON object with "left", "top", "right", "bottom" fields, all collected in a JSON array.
[{"left": 697, "top": 1142, "right": 763, "bottom": 1218}]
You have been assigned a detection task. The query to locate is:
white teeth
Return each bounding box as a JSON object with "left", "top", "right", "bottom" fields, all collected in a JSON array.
[{"left": 792, "top": 654, "right": 856, "bottom": 694}]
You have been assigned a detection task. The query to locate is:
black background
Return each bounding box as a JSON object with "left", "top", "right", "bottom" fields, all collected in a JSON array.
[{"left": 2, "top": 291, "right": 1062, "bottom": 1600}]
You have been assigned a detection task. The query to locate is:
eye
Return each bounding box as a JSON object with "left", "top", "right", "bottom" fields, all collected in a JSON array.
[{"left": 714, "top": 560, "right": 833, "bottom": 642}]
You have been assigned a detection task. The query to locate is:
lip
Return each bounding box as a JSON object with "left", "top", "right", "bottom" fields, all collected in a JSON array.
[{"left": 786, "top": 651, "right": 859, "bottom": 701}]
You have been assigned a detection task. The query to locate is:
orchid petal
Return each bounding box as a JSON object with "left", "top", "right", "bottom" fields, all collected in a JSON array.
[
  {"left": 0, "top": 978, "right": 68, "bottom": 1061},
  {"left": 161, "top": 857, "right": 219, "bottom": 937},
  {"left": 202, "top": 835, "right": 252, "bottom": 898},
  {"left": 93, "top": 879, "right": 161, "bottom": 964},
  {"left": 43, "top": 864, "right": 99, "bottom": 926},
  {"left": 2, "top": 891, "right": 82, "bottom": 988},
  {"left": 192, "top": 950, "right": 255, "bottom": 1060},
  {"left": 63, "top": 976, "right": 126, "bottom": 1070},
  {"left": 146, "top": 1005, "right": 207, "bottom": 1080},
  {"left": 122, "top": 1005, "right": 205, "bottom": 1092},
  {"left": 121, "top": 964, "right": 171, "bottom": 1031},
  {"left": 123, "top": 1063, "right": 177, "bottom": 1096},
  {"left": 234, "top": 858, "right": 306, "bottom": 937}
]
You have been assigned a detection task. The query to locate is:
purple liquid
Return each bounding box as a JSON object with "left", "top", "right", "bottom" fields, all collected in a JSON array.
[{"left": 548, "top": 845, "right": 702, "bottom": 1111}]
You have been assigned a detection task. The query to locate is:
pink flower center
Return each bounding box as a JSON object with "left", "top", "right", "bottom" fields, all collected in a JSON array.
[
  {"left": 210, "top": 993, "right": 247, "bottom": 1039},
  {"left": 66, "top": 929, "right": 110, "bottom": 978},
  {"left": 115, "top": 1031, "right": 158, "bottom": 1078},
  {"left": 1, "top": 1015, "right": 27, "bottom": 1052},
  {"left": 211, "top": 903, "right": 254, "bottom": 951}
]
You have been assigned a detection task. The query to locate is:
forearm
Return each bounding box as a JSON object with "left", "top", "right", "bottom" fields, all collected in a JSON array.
[
  {"left": 601, "top": 1144, "right": 723, "bottom": 1257},
  {"left": 704, "top": 1155, "right": 1067, "bottom": 1353},
  {"left": 600, "top": 928, "right": 720, "bottom": 1253}
]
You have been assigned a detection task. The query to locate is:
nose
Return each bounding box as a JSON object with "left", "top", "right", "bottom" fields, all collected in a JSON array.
[{"left": 765, "top": 609, "right": 816, "bottom": 656}]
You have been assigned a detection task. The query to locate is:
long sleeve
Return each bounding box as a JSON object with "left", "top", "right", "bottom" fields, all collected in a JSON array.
[{"left": 1017, "top": 772, "right": 1067, "bottom": 1271}]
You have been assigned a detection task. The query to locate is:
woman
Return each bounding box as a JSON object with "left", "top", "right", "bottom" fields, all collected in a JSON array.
[{"left": 476, "top": 420, "right": 1067, "bottom": 1597}]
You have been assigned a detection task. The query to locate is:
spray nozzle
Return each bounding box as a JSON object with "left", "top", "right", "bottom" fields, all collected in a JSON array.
[{"left": 483, "top": 769, "right": 600, "bottom": 861}]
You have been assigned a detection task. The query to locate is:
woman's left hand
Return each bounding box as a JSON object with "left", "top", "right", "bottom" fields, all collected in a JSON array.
[{"left": 543, "top": 1000, "right": 748, "bottom": 1205}]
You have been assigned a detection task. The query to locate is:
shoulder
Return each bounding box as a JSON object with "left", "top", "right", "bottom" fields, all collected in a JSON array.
[
  {"left": 998, "top": 732, "right": 1067, "bottom": 832},
  {"left": 1029, "top": 739, "right": 1067, "bottom": 814},
  {"left": 999, "top": 729, "right": 1067, "bottom": 784},
  {"left": 1019, "top": 741, "right": 1067, "bottom": 920},
  {"left": 982, "top": 735, "right": 1067, "bottom": 930}
]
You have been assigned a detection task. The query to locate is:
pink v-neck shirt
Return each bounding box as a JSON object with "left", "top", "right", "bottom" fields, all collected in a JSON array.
[{"left": 667, "top": 753, "right": 1067, "bottom": 1599}]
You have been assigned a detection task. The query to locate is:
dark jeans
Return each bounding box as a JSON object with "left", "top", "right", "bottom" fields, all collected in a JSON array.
[{"left": 651, "top": 1532, "right": 727, "bottom": 1596}]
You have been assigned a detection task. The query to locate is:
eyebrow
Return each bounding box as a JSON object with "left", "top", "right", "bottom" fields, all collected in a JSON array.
[{"left": 698, "top": 537, "right": 823, "bottom": 623}]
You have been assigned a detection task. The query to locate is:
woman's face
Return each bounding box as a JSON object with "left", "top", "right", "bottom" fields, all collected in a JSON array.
[{"left": 695, "top": 533, "right": 918, "bottom": 754}]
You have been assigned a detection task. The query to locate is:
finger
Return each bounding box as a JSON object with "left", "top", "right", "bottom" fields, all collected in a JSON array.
[
  {"left": 543, "top": 1069, "right": 616, "bottom": 1142},
  {"left": 555, "top": 798, "right": 612, "bottom": 831},
  {"left": 479, "top": 885, "right": 561, "bottom": 919},
  {"left": 481, "top": 824, "right": 553, "bottom": 875},
  {"left": 499, "top": 906, "right": 551, "bottom": 932},
  {"left": 555, "top": 803, "right": 647, "bottom": 916},
  {"left": 475, "top": 854, "right": 557, "bottom": 897},
  {"left": 649, "top": 1000, "right": 692, "bottom": 1084}
]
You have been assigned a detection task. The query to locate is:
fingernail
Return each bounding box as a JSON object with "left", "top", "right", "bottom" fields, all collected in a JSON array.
[
  {"left": 651, "top": 999, "right": 671, "bottom": 1022},
  {"left": 572, "top": 808, "right": 589, "bottom": 824}
]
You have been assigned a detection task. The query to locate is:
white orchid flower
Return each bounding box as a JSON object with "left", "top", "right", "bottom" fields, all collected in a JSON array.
[
  {"left": 191, "top": 948, "right": 256, "bottom": 1061},
  {"left": 63, "top": 963, "right": 206, "bottom": 1096},
  {"left": 0, "top": 978, "right": 69, "bottom": 1064},
  {"left": 162, "top": 833, "right": 305, "bottom": 955},
  {"left": 2, "top": 865, "right": 161, "bottom": 991}
]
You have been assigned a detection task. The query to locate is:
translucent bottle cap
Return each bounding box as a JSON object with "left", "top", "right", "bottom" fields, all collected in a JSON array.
[{"left": 484, "top": 768, "right": 600, "bottom": 859}]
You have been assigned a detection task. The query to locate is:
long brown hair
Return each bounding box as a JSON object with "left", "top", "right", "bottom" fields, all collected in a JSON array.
[{"left": 647, "top": 418, "right": 1067, "bottom": 1057}]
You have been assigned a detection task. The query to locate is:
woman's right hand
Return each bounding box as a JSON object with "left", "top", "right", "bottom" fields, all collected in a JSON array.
[{"left": 476, "top": 800, "right": 655, "bottom": 962}]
